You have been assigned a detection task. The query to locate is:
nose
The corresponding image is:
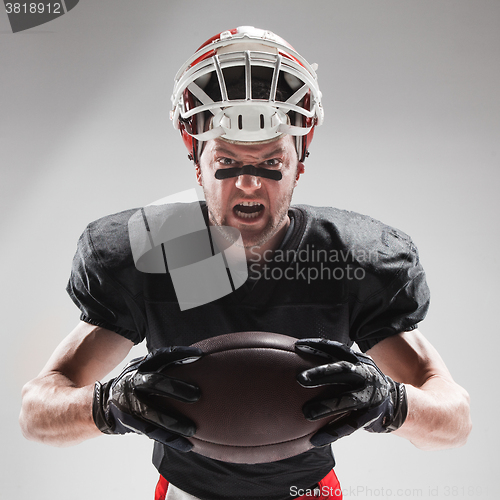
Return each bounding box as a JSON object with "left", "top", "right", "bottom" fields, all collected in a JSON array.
[{"left": 235, "top": 172, "right": 262, "bottom": 191}]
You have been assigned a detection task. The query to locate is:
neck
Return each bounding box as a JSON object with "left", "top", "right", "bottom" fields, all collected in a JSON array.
[{"left": 244, "top": 217, "right": 290, "bottom": 268}]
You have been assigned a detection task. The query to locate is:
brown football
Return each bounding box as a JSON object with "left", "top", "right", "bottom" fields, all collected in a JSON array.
[{"left": 154, "top": 331, "right": 336, "bottom": 464}]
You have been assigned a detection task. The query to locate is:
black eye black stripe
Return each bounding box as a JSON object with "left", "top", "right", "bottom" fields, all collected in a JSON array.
[{"left": 214, "top": 164, "right": 282, "bottom": 181}]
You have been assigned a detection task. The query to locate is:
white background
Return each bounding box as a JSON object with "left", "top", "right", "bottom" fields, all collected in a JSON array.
[{"left": 1, "top": 1, "right": 498, "bottom": 498}]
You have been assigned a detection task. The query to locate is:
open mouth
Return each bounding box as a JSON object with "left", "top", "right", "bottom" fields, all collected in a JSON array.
[{"left": 233, "top": 201, "right": 264, "bottom": 220}]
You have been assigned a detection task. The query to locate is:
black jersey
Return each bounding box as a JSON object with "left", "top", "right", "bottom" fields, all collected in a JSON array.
[{"left": 67, "top": 203, "right": 430, "bottom": 500}]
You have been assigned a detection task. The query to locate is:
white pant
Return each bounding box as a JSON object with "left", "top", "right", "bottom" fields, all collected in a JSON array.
[{"left": 165, "top": 483, "right": 201, "bottom": 500}]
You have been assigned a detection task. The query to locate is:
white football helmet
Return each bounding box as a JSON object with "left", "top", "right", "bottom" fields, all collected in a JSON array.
[{"left": 171, "top": 26, "right": 324, "bottom": 162}]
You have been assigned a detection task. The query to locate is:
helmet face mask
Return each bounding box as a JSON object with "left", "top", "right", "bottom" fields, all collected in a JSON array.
[{"left": 171, "top": 26, "right": 324, "bottom": 163}]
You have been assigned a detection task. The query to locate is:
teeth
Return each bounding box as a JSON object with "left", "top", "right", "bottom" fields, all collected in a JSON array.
[
  {"left": 234, "top": 201, "right": 263, "bottom": 219},
  {"left": 240, "top": 201, "right": 261, "bottom": 206},
  {"left": 235, "top": 210, "right": 261, "bottom": 219}
]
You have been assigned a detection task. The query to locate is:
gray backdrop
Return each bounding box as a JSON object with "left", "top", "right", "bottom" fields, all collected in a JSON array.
[{"left": 1, "top": 1, "right": 498, "bottom": 498}]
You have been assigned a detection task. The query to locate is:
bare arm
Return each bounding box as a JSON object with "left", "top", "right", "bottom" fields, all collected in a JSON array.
[
  {"left": 19, "top": 321, "right": 134, "bottom": 447},
  {"left": 367, "top": 329, "right": 471, "bottom": 450}
]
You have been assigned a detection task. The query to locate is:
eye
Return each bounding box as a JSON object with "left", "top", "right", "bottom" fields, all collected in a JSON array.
[
  {"left": 263, "top": 158, "right": 281, "bottom": 167},
  {"left": 218, "top": 157, "right": 236, "bottom": 166}
]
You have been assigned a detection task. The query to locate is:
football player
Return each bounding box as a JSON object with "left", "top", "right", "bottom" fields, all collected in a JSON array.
[{"left": 20, "top": 27, "right": 471, "bottom": 500}]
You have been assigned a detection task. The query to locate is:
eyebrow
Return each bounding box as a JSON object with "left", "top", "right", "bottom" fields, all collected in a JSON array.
[{"left": 214, "top": 146, "right": 285, "bottom": 160}]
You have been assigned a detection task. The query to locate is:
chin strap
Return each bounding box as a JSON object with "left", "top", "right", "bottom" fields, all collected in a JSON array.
[{"left": 214, "top": 164, "right": 282, "bottom": 181}]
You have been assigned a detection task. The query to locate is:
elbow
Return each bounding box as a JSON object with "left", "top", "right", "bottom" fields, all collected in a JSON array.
[
  {"left": 19, "top": 410, "right": 36, "bottom": 442},
  {"left": 19, "top": 378, "right": 66, "bottom": 446},
  {"left": 459, "top": 421, "right": 473, "bottom": 448},
  {"left": 403, "top": 382, "right": 472, "bottom": 451},
  {"left": 19, "top": 376, "right": 98, "bottom": 447},
  {"left": 455, "top": 387, "right": 472, "bottom": 448},
  {"left": 436, "top": 385, "right": 472, "bottom": 450},
  {"left": 19, "top": 380, "right": 38, "bottom": 442},
  {"left": 19, "top": 378, "right": 57, "bottom": 445}
]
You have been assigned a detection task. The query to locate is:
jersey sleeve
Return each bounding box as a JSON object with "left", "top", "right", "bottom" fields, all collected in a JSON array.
[
  {"left": 66, "top": 211, "right": 146, "bottom": 344},
  {"left": 349, "top": 227, "right": 430, "bottom": 352}
]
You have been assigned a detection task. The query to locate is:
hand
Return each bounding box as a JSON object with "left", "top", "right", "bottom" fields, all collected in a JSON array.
[
  {"left": 92, "top": 346, "right": 202, "bottom": 452},
  {"left": 295, "top": 338, "right": 407, "bottom": 447}
]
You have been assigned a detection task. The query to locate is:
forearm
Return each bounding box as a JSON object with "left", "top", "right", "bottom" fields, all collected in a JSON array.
[
  {"left": 19, "top": 371, "right": 101, "bottom": 447},
  {"left": 394, "top": 375, "right": 471, "bottom": 450}
]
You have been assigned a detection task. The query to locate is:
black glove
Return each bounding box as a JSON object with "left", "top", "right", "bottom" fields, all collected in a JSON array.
[
  {"left": 92, "top": 346, "right": 202, "bottom": 452},
  {"left": 295, "top": 338, "right": 408, "bottom": 447}
]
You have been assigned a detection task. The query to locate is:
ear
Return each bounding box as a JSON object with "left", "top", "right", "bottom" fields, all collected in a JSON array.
[
  {"left": 294, "top": 162, "right": 305, "bottom": 186},
  {"left": 195, "top": 164, "right": 203, "bottom": 186}
]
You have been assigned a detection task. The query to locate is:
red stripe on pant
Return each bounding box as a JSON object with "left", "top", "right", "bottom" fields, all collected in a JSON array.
[{"left": 155, "top": 470, "right": 342, "bottom": 499}]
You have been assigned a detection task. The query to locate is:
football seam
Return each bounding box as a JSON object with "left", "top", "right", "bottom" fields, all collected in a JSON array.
[
  {"left": 202, "top": 346, "right": 295, "bottom": 355},
  {"left": 190, "top": 430, "right": 317, "bottom": 448}
]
